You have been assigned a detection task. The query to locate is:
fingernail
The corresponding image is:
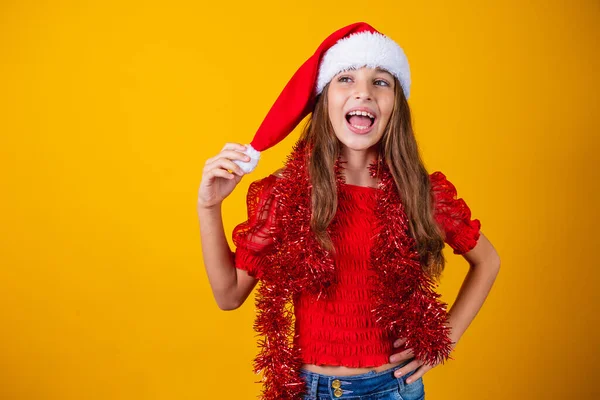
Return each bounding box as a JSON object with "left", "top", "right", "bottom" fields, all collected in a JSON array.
[
  {"left": 245, "top": 156, "right": 250, "bottom": 161},
  {"left": 395, "top": 371, "right": 402, "bottom": 377},
  {"left": 406, "top": 378, "right": 412, "bottom": 383}
]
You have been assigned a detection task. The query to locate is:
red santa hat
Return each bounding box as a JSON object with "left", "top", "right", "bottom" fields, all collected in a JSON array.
[{"left": 234, "top": 22, "right": 411, "bottom": 173}]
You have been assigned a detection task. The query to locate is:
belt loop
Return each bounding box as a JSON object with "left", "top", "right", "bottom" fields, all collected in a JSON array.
[{"left": 309, "top": 373, "right": 319, "bottom": 397}]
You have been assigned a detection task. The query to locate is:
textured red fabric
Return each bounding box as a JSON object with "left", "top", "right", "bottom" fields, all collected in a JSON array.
[
  {"left": 232, "top": 171, "right": 480, "bottom": 367},
  {"left": 429, "top": 171, "right": 482, "bottom": 255},
  {"left": 231, "top": 175, "right": 280, "bottom": 280}
]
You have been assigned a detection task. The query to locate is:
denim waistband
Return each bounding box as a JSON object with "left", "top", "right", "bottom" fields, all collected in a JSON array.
[{"left": 299, "top": 358, "right": 414, "bottom": 398}]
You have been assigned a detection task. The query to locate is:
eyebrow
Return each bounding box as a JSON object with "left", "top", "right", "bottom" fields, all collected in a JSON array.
[
  {"left": 341, "top": 67, "right": 393, "bottom": 75},
  {"left": 337, "top": 67, "right": 394, "bottom": 80},
  {"left": 375, "top": 67, "right": 393, "bottom": 76}
]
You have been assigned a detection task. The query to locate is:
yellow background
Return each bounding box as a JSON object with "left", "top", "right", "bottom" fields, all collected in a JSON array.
[{"left": 1, "top": 0, "right": 598, "bottom": 399}]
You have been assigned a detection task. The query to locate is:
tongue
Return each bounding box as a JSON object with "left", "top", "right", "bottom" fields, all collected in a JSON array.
[{"left": 349, "top": 115, "right": 372, "bottom": 127}]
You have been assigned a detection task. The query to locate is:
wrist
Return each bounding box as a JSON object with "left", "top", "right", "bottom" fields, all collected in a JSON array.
[{"left": 197, "top": 202, "right": 222, "bottom": 214}]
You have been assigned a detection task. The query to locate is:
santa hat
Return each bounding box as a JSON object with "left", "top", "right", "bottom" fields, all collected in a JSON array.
[{"left": 234, "top": 22, "right": 411, "bottom": 173}]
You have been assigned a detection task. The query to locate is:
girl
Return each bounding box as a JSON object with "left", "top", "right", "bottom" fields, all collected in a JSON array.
[{"left": 198, "top": 22, "right": 500, "bottom": 400}]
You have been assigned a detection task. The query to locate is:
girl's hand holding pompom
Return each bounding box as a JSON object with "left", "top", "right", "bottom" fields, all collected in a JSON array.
[{"left": 197, "top": 142, "right": 250, "bottom": 210}]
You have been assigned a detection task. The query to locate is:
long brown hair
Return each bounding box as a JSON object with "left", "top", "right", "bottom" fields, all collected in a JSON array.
[{"left": 298, "top": 76, "right": 447, "bottom": 280}]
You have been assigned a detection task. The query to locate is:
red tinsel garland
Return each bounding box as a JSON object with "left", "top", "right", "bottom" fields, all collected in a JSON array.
[
  {"left": 249, "top": 139, "right": 453, "bottom": 400},
  {"left": 366, "top": 158, "right": 454, "bottom": 366}
]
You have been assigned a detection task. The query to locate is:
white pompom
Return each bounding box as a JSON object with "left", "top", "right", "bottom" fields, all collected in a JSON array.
[{"left": 233, "top": 144, "right": 261, "bottom": 174}]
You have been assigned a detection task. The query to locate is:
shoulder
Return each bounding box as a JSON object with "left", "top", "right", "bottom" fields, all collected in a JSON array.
[
  {"left": 251, "top": 168, "right": 286, "bottom": 187},
  {"left": 427, "top": 170, "right": 482, "bottom": 253},
  {"left": 428, "top": 170, "right": 453, "bottom": 190},
  {"left": 271, "top": 168, "right": 286, "bottom": 178},
  {"left": 245, "top": 168, "right": 287, "bottom": 203},
  {"left": 428, "top": 170, "right": 458, "bottom": 201}
]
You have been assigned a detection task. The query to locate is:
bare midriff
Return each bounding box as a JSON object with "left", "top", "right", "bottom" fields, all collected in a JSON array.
[{"left": 300, "top": 359, "right": 406, "bottom": 376}]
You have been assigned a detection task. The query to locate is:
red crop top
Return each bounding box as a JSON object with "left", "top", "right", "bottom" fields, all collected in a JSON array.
[{"left": 232, "top": 171, "right": 481, "bottom": 368}]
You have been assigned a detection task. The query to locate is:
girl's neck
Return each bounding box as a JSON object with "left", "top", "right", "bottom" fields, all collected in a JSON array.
[{"left": 338, "top": 148, "right": 380, "bottom": 187}]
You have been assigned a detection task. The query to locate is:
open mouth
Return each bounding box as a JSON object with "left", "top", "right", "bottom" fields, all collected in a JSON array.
[{"left": 345, "top": 110, "right": 376, "bottom": 132}]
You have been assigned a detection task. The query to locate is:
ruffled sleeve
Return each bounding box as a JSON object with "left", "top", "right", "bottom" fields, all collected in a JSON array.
[
  {"left": 429, "top": 171, "right": 481, "bottom": 255},
  {"left": 231, "top": 174, "right": 280, "bottom": 279}
]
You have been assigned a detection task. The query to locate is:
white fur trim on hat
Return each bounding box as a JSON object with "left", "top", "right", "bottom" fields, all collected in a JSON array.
[{"left": 316, "top": 31, "right": 411, "bottom": 99}]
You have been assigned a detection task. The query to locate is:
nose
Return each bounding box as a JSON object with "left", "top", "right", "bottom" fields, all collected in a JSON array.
[{"left": 353, "top": 79, "right": 373, "bottom": 101}]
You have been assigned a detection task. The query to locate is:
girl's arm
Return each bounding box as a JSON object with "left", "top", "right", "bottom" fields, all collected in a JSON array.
[
  {"left": 198, "top": 204, "right": 258, "bottom": 310},
  {"left": 197, "top": 142, "right": 258, "bottom": 311},
  {"left": 427, "top": 171, "right": 501, "bottom": 344},
  {"left": 445, "top": 232, "right": 501, "bottom": 344}
]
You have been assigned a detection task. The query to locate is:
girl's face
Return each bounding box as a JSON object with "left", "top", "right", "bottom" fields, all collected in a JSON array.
[{"left": 327, "top": 66, "right": 395, "bottom": 153}]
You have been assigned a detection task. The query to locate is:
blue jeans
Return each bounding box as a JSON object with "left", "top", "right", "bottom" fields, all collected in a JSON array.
[{"left": 299, "top": 358, "right": 425, "bottom": 400}]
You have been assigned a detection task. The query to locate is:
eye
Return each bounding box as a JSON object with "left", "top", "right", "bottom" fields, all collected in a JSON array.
[
  {"left": 375, "top": 79, "right": 390, "bottom": 87},
  {"left": 338, "top": 76, "right": 352, "bottom": 83}
]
